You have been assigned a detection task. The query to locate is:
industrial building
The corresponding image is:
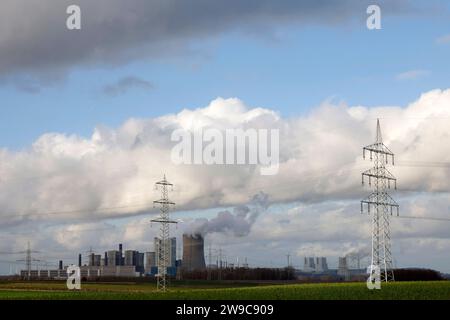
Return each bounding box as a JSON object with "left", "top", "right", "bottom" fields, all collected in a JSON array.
[
  {"left": 296, "top": 256, "right": 366, "bottom": 281},
  {"left": 303, "top": 257, "right": 329, "bottom": 273},
  {"left": 21, "top": 243, "right": 150, "bottom": 280},
  {"left": 315, "top": 257, "right": 328, "bottom": 272},
  {"left": 145, "top": 251, "right": 156, "bottom": 274},
  {"left": 149, "top": 237, "right": 177, "bottom": 276},
  {"left": 303, "top": 257, "right": 316, "bottom": 272},
  {"left": 154, "top": 237, "right": 176, "bottom": 268},
  {"left": 20, "top": 234, "right": 209, "bottom": 280}
]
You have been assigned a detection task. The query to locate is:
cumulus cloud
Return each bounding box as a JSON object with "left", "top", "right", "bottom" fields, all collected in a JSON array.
[
  {"left": 1, "top": 90, "right": 450, "bottom": 227},
  {"left": 1, "top": 89, "right": 450, "bottom": 272},
  {"left": 102, "top": 76, "right": 153, "bottom": 96},
  {"left": 0, "top": 0, "right": 427, "bottom": 81}
]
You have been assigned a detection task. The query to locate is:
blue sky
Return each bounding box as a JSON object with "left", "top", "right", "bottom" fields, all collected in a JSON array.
[{"left": 1, "top": 11, "right": 450, "bottom": 149}]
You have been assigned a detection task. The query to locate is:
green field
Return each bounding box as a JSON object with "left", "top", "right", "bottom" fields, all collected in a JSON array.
[{"left": 0, "top": 281, "right": 449, "bottom": 300}]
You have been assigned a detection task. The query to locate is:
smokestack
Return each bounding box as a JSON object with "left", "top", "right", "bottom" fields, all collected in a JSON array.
[
  {"left": 182, "top": 234, "right": 206, "bottom": 271},
  {"left": 104, "top": 252, "right": 108, "bottom": 266},
  {"left": 59, "top": 260, "right": 63, "bottom": 270},
  {"left": 119, "top": 243, "right": 123, "bottom": 266},
  {"left": 78, "top": 254, "right": 82, "bottom": 267}
]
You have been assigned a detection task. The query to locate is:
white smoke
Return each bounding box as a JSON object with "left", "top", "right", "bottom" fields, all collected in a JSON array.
[
  {"left": 185, "top": 192, "right": 269, "bottom": 237},
  {"left": 345, "top": 246, "right": 370, "bottom": 259}
]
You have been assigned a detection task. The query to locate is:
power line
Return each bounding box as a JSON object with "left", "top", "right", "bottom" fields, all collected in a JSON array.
[
  {"left": 0, "top": 200, "right": 155, "bottom": 220},
  {"left": 396, "top": 161, "right": 450, "bottom": 168},
  {"left": 397, "top": 215, "right": 450, "bottom": 222}
]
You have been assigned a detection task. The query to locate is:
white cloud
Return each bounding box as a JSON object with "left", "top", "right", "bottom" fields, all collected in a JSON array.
[
  {"left": 396, "top": 69, "right": 430, "bottom": 81},
  {"left": 1, "top": 90, "right": 450, "bottom": 224},
  {"left": 1, "top": 89, "right": 450, "bottom": 272}
]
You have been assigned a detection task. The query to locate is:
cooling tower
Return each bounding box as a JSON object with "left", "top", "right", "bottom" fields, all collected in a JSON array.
[{"left": 182, "top": 234, "right": 206, "bottom": 271}]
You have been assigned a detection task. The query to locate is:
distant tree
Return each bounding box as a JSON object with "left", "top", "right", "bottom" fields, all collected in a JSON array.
[{"left": 394, "top": 268, "right": 444, "bottom": 281}]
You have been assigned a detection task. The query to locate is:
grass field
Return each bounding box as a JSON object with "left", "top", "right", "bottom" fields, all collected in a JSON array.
[{"left": 0, "top": 281, "right": 449, "bottom": 300}]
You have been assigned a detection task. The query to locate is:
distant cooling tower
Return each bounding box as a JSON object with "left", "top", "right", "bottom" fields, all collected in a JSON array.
[{"left": 182, "top": 234, "right": 206, "bottom": 271}]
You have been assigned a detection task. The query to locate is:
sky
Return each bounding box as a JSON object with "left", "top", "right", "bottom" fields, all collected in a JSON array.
[{"left": 1, "top": 0, "right": 450, "bottom": 274}]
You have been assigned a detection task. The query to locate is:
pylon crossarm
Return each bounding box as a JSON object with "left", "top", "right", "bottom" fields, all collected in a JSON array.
[
  {"left": 156, "top": 181, "right": 173, "bottom": 186},
  {"left": 363, "top": 144, "right": 395, "bottom": 164},
  {"left": 150, "top": 219, "right": 178, "bottom": 224},
  {"left": 363, "top": 143, "right": 394, "bottom": 155},
  {"left": 153, "top": 199, "right": 175, "bottom": 205},
  {"left": 362, "top": 168, "right": 397, "bottom": 188}
]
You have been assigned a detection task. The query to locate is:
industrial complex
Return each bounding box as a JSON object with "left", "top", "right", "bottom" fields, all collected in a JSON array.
[{"left": 19, "top": 233, "right": 366, "bottom": 282}]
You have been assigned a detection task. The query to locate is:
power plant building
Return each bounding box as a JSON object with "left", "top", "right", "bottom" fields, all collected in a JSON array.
[
  {"left": 145, "top": 252, "right": 156, "bottom": 273},
  {"left": 154, "top": 237, "right": 176, "bottom": 268},
  {"left": 88, "top": 253, "right": 101, "bottom": 267},
  {"left": 315, "top": 257, "right": 328, "bottom": 272},
  {"left": 107, "top": 250, "right": 120, "bottom": 266},
  {"left": 303, "top": 257, "right": 316, "bottom": 272},
  {"left": 303, "top": 257, "right": 329, "bottom": 273}
]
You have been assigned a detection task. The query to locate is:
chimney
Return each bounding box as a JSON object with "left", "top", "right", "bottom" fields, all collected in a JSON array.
[
  {"left": 104, "top": 252, "right": 108, "bottom": 266},
  {"left": 78, "top": 253, "right": 82, "bottom": 267},
  {"left": 59, "top": 260, "right": 63, "bottom": 270},
  {"left": 119, "top": 243, "right": 123, "bottom": 266}
]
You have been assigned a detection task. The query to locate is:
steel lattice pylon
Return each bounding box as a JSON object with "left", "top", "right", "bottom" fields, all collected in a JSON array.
[
  {"left": 361, "top": 119, "right": 399, "bottom": 283},
  {"left": 151, "top": 175, "right": 177, "bottom": 291}
]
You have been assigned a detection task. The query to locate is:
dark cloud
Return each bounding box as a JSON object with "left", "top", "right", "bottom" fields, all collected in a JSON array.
[
  {"left": 0, "top": 0, "right": 425, "bottom": 79},
  {"left": 102, "top": 76, "right": 153, "bottom": 96}
]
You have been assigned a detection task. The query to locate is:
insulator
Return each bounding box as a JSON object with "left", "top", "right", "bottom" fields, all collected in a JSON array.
[
  {"left": 395, "top": 181, "right": 397, "bottom": 190},
  {"left": 360, "top": 202, "right": 363, "bottom": 213},
  {"left": 397, "top": 207, "right": 399, "bottom": 216},
  {"left": 386, "top": 154, "right": 388, "bottom": 164},
  {"left": 369, "top": 177, "right": 371, "bottom": 186},
  {"left": 362, "top": 175, "right": 364, "bottom": 185},
  {"left": 363, "top": 149, "right": 365, "bottom": 159},
  {"left": 392, "top": 155, "right": 395, "bottom": 166},
  {"left": 368, "top": 204, "right": 370, "bottom": 214},
  {"left": 390, "top": 206, "right": 393, "bottom": 215},
  {"left": 370, "top": 151, "right": 372, "bottom": 160},
  {"left": 388, "top": 180, "right": 390, "bottom": 189}
]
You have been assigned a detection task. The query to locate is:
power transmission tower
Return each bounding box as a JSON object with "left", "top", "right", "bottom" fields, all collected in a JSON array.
[
  {"left": 151, "top": 175, "right": 177, "bottom": 292},
  {"left": 16, "top": 241, "right": 40, "bottom": 280},
  {"left": 218, "top": 248, "right": 222, "bottom": 281},
  {"left": 361, "top": 119, "right": 399, "bottom": 283},
  {"left": 207, "top": 244, "right": 212, "bottom": 281}
]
